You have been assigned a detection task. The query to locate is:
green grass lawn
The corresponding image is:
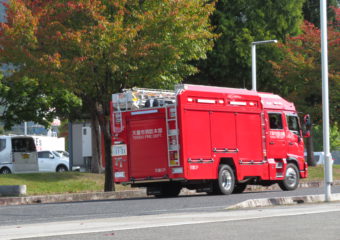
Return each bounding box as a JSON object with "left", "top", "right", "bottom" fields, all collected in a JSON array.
[
  {"left": 0, "top": 165, "right": 339, "bottom": 196},
  {"left": 0, "top": 172, "right": 128, "bottom": 195},
  {"left": 304, "top": 164, "right": 340, "bottom": 181}
]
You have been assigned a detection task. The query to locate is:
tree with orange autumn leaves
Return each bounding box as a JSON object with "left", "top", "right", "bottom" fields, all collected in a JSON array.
[
  {"left": 270, "top": 13, "right": 340, "bottom": 128},
  {"left": 0, "top": 0, "right": 216, "bottom": 191}
]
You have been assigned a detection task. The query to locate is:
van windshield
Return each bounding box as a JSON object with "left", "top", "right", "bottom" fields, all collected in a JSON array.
[
  {"left": 52, "top": 151, "right": 61, "bottom": 157},
  {"left": 12, "top": 138, "right": 36, "bottom": 152}
]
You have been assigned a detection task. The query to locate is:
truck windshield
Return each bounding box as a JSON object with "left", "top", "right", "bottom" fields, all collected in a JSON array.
[
  {"left": 12, "top": 138, "right": 36, "bottom": 152},
  {"left": 287, "top": 115, "right": 300, "bottom": 133}
]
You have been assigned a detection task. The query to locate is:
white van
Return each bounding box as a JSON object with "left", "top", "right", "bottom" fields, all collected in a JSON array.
[
  {"left": 0, "top": 136, "right": 39, "bottom": 174},
  {"left": 304, "top": 151, "right": 334, "bottom": 165}
]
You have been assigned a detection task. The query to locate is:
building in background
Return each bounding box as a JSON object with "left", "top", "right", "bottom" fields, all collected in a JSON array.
[
  {"left": 70, "top": 122, "right": 92, "bottom": 170},
  {"left": 3, "top": 121, "right": 60, "bottom": 136},
  {"left": 0, "top": 0, "right": 5, "bottom": 22}
]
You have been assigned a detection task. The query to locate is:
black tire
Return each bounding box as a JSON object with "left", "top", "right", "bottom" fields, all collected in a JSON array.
[
  {"left": 56, "top": 165, "right": 68, "bottom": 172},
  {"left": 279, "top": 163, "right": 300, "bottom": 191},
  {"left": 217, "top": 164, "right": 235, "bottom": 195},
  {"left": 0, "top": 167, "right": 12, "bottom": 174},
  {"left": 232, "top": 183, "right": 247, "bottom": 194},
  {"left": 156, "top": 183, "right": 181, "bottom": 198},
  {"left": 207, "top": 181, "right": 221, "bottom": 195}
]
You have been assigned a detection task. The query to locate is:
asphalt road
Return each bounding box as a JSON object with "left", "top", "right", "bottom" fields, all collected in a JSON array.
[
  {"left": 1, "top": 186, "right": 340, "bottom": 227},
  {"left": 3, "top": 202, "right": 340, "bottom": 240}
]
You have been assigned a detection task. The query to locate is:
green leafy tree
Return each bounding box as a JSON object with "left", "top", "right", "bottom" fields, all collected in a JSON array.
[
  {"left": 312, "top": 124, "right": 340, "bottom": 151},
  {"left": 332, "top": 6, "right": 340, "bottom": 30},
  {"left": 270, "top": 19, "right": 340, "bottom": 126},
  {"left": 302, "top": 0, "right": 339, "bottom": 28},
  {"left": 0, "top": 73, "right": 81, "bottom": 129},
  {"left": 0, "top": 0, "right": 216, "bottom": 191},
  {"left": 190, "top": 0, "right": 305, "bottom": 91}
]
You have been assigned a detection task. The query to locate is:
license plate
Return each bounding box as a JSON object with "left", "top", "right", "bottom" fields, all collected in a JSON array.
[
  {"left": 114, "top": 171, "right": 125, "bottom": 178},
  {"left": 112, "top": 144, "right": 127, "bottom": 156}
]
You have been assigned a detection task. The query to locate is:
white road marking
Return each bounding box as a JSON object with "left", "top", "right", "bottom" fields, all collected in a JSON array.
[
  {"left": 146, "top": 205, "right": 227, "bottom": 213},
  {"left": 1, "top": 203, "right": 340, "bottom": 240}
]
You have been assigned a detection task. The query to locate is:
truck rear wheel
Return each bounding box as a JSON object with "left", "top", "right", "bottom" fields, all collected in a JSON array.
[
  {"left": 279, "top": 163, "right": 300, "bottom": 191},
  {"left": 217, "top": 164, "right": 235, "bottom": 195}
]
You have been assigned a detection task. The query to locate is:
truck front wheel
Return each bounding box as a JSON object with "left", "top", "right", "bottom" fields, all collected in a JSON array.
[
  {"left": 217, "top": 164, "right": 235, "bottom": 195},
  {"left": 279, "top": 163, "right": 300, "bottom": 191}
]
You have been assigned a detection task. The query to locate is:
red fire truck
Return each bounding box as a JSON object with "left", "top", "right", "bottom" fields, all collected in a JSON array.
[{"left": 110, "top": 84, "right": 309, "bottom": 197}]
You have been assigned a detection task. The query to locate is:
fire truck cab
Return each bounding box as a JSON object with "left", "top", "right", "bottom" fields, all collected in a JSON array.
[{"left": 111, "top": 84, "right": 308, "bottom": 197}]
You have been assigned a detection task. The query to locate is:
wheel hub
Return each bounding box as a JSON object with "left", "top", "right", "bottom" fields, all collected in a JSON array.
[
  {"left": 286, "top": 167, "right": 297, "bottom": 187},
  {"left": 221, "top": 170, "right": 232, "bottom": 190}
]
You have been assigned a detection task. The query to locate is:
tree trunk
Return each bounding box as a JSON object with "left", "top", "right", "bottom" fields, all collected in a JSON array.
[
  {"left": 306, "top": 129, "right": 317, "bottom": 166},
  {"left": 103, "top": 130, "right": 114, "bottom": 191},
  {"left": 96, "top": 107, "right": 114, "bottom": 192},
  {"left": 305, "top": 117, "right": 317, "bottom": 167}
]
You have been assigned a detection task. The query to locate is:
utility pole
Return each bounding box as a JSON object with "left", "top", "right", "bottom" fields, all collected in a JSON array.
[
  {"left": 251, "top": 40, "right": 277, "bottom": 91},
  {"left": 320, "top": 0, "right": 332, "bottom": 202}
]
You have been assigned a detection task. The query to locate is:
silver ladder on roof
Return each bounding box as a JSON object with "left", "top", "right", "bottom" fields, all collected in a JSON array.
[
  {"left": 111, "top": 87, "right": 181, "bottom": 166},
  {"left": 112, "top": 88, "right": 176, "bottom": 110},
  {"left": 165, "top": 104, "right": 180, "bottom": 167},
  {"left": 111, "top": 87, "right": 176, "bottom": 134}
]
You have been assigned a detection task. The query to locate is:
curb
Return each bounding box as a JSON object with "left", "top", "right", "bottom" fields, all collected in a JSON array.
[
  {"left": 0, "top": 190, "right": 147, "bottom": 206},
  {"left": 0, "top": 187, "right": 203, "bottom": 206},
  {"left": 0, "top": 181, "right": 339, "bottom": 206},
  {"left": 226, "top": 193, "right": 340, "bottom": 209}
]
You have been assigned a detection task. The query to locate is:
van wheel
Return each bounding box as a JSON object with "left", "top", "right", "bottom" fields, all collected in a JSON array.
[
  {"left": 56, "top": 165, "right": 68, "bottom": 172},
  {"left": 0, "top": 167, "right": 11, "bottom": 174},
  {"left": 233, "top": 183, "right": 247, "bottom": 194},
  {"left": 279, "top": 163, "right": 299, "bottom": 191},
  {"left": 217, "top": 164, "right": 235, "bottom": 195}
]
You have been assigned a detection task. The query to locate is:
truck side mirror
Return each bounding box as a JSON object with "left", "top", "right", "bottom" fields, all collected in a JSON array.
[
  {"left": 303, "top": 130, "right": 310, "bottom": 138},
  {"left": 303, "top": 114, "right": 312, "bottom": 129},
  {"left": 302, "top": 114, "right": 311, "bottom": 138}
]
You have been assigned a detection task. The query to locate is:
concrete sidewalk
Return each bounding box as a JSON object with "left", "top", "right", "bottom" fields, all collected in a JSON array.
[
  {"left": 227, "top": 193, "right": 340, "bottom": 209},
  {"left": 0, "top": 180, "right": 339, "bottom": 206}
]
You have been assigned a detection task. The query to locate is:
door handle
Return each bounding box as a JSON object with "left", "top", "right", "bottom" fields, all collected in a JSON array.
[
  {"left": 289, "top": 142, "right": 294, "bottom": 145},
  {"left": 213, "top": 148, "right": 239, "bottom": 153},
  {"left": 269, "top": 141, "right": 275, "bottom": 145},
  {"left": 213, "top": 148, "right": 228, "bottom": 153}
]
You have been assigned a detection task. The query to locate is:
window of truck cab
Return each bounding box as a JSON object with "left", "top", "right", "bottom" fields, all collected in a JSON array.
[
  {"left": 268, "top": 113, "right": 283, "bottom": 130},
  {"left": 286, "top": 114, "right": 301, "bottom": 135}
]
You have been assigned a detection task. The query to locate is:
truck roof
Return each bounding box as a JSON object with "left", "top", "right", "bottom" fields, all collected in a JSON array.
[
  {"left": 178, "top": 84, "right": 295, "bottom": 111},
  {"left": 177, "top": 84, "right": 259, "bottom": 96},
  {"left": 111, "top": 84, "right": 296, "bottom": 112},
  {"left": 258, "top": 92, "right": 295, "bottom": 111}
]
